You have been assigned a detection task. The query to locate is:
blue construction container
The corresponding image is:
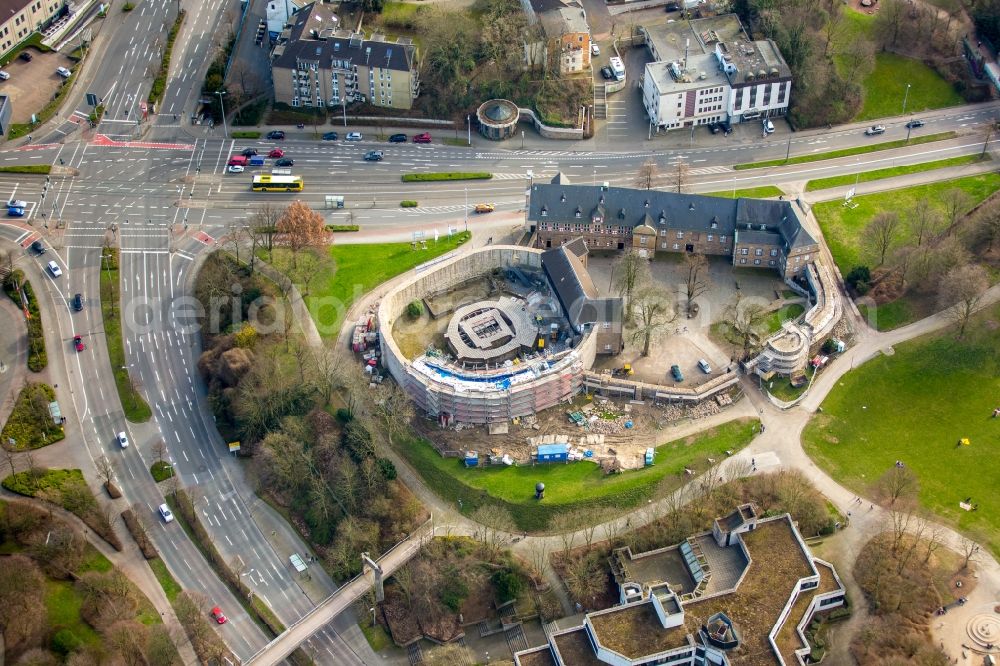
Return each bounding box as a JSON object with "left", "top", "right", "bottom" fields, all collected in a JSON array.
[
  {"left": 644, "top": 447, "right": 655, "bottom": 466},
  {"left": 464, "top": 451, "right": 479, "bottom": 467},
  {"left": 536, "top": 443, "right": 569, "bottom": 463}
]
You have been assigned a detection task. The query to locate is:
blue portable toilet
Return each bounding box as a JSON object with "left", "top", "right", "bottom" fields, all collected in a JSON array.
[
  {"left": 536, "top": 443, "right": 569, "bottom": 463},
  {"left": 464, "top": 451, "right": 479, "bottom": 467},
  {"left": 644, "top": 447, "right": 655, "bottom": 466}
]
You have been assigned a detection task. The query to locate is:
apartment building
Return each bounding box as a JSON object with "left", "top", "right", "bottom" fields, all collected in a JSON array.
[
  {"left": 271, "top": 2, "right": 419, "bottom": 110},
  {"left": 531, "top": 0, "right": 591, "bottom": 75},
  {"left": 527, "top": 174, "right": 818, "bottom": 279},
  {"left": 640, "top": 14, "right": 791, "bottom": 130},
  {"left": 0, "top": 0, "right": 67, "bottom": 57}
]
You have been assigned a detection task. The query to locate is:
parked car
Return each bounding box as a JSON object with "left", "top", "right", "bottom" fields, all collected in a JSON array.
[
  {"left": 117, "top": 431, "right": 129, "bottom": 448},
  {"left": 227, "top": 164, "right": 245, "bottom": 173},
  {"left": 665, "top": 1, "right": 680, "bottom": 10},
  {"left": 600, "top": 66, "right": 613, "bottom": 80},
  {"left": 7, "top": 206, "right": 24, "bottom": 217},
  {"left": 266, "top": 130, "right": 285, "bottom": 140},
  {"left": 73, "top": 335, "right": 85, "bottom": 352},
  {"left": 591, "top": 44, "right": 600, "bottom": 56},
  {"left": 412, "top": 132, "right": 432, "bottom": 143},
  {"left": 763, "top": 118, "right": 775, "bottom": 134},
  {"left": 322, "top": 131, "right": 339, "bottom": 141},
  {"left": 670, "top": 364, "right": 684, "bottom": 382},
  {"left": 474, "top": 203, "right": 495, "bottom": 213},
  {"left": 363, "top": 150, "right": 384, "bottom": 161},
  {"left": 19, "top": 51, "right": 32, "bottom": 61},
  {"left": 268, "top": 148, "right": 284, "bottom": 158},
  {"left": 71, "top": 293, "right": 83, "bottom": 311},
  {"left": 240, "top": 148, "right": 258, "bottom": 157},
  {"left": 0, "top": 71, "right": 10, "bottom": 81},
  {"left": 698, "top": 359, "right": 712, "bottom": 374},
  {"left": 865, "top": 125, "right": 886, "bottom": 136},
  {"left": 721, "top": 121, "right": 733, "bottom": 136},
  {"left": 9, "top": 199, "right": 28, "bottom": 208},
  {"left": 708, "top": 122, "right": 721, "bottom": 134},
  {"left": 905, "top": 119, "right": 925, "bottom": 129},
  {"left": 210, "top": 607, "right": 228, "bottom": 624},
  {"left": 47, "top": 260, "right": 62, "bottom": 277},
  {"left": 274, "top": 157, "right": 294, "bottom": 167},
  {"left": 31, "top": 240, "right": 45, "bottom": 255},
  {"left": 55, "top": 66, "right": 72, "bottom": 78},
  {"left": 388, "top": 133, "right": 407, "bottom": 143},
  {"left": 158, "top": 503, "right": 174, "bottom": 522},
  {"left": 345, "top": 132, "right": 363, "bottom": 141}
]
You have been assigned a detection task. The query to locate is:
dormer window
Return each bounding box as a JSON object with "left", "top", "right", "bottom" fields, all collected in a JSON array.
[
  {"left": 561, "top": 194, "right": 566, "bottom": 202},
  {"left": 599, "top": 195, "right": 605, "bottom": 204},
  {"left": 618, "top": 208, "right": 626, "bottom": 219},
  {"left": 644, "top": 199, "right": 650, "bottom": 208},
  {"left": 688, "top": 202, "right": 695, "bottom": 211},
  {"left": 541, "top": 206, "right": 548, "bottom": 216},
  {"left": 575, "top": 206, "right": 582, "bottom": 218},
  {"left": 659, "top": 215, "right": 666, "bottom": 225},
  {"left": 760, "top": 224, "right": 766, "bottom": 231},
  {"left": 711, "top": 216, "right": 719, "bottom": 229}
]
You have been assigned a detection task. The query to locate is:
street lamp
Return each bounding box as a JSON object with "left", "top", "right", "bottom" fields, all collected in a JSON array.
[
  {"left": 464, "top": 186, "right": 468, "bottom": 232},
  {"left": 467, "top": 114, "right": 471, "bottom": 146},
  {"left": 214, "top": 90, "right": 228, "bottom": 139},
  {"left": 369, "top": 607, "right": 376, "bottom": 626},
  {"left": 901, "top": 83, "right": 911, "bottom": 116}
]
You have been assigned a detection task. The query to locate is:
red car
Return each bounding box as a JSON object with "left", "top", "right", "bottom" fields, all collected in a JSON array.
[
  {"left": 268, "top": 148, "right": 284, "bottom": 158},
  {"left": 210, "top": 606, "right": 228, "bottom": 624},
  {"left": 73, "top": 335, "right": 85, "bottom": 352},
  {"left": 412, "top": 132, "right": 432, "bottom": 144}
]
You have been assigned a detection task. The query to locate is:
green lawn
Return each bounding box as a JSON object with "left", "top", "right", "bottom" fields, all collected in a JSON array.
[
  {"left": 150, "top": 461, "right": 174, "bottom": 482},
  {"left": 360, "top": 622, "right": 392, "bottom": 651},
  {"left": 765, "top": 303, "right": 805, "bottom": 334},
  {"left": 854, "top": 53, "right": 964, "bottom": 121},
  {"left": 703, "top": 186, "right": 785, "bottom": 199},
  {"left": 268, "top": 232, "right": 471, "bottom": 337},
  {"left": 1, "top": 382, "right": 64, "bottom": 450},
  {"left": 397, "top": 417, "right": 759, "bottom": 532},
  {"left": 803, "top": 303, "right": 1000, "bottom": 556},
  {"left": 857, "top": 299, "right": 918, "bottom": 332},
  {"left": 734, "top": 132, "right": 956, "bottom": 170},
  {"left": 100, "top": 248, "right": 152, "bottom": 422},
  {"left": 805, "top": 155, "right": 990, "bottom": 191},
  {"left": 812, "top": 173, "right": 1000, "bottom": 276},
  {"left": 46, "top": 580, "right": 103, "bottom": 648},
  {"left": 149, "top": 557, "right": 182, "bottom": 603}
]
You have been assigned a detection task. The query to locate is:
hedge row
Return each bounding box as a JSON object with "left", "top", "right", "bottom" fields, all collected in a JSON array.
[
  {"left": 401, "top": 172, "right": 492, "bottom": 182},
  {"left": 121, "top": 508, "right": 158, "bottom": 559},
  {"left": 148, "top": 10, "right": 186, "bottom": 105},
  {"left": 3, "top": 270, "right": 47, "bottom": 371},
  {"left": 325, "top": 224, "right": 360, "bottom": 232},
  {"left": 231, "top": 130, "right": 261, "bottom": 139},
  {"left": 0, "top": 165, "right": 52, "bottom": 174},
  {"left": 400, "top": 200, "right": 418, "bottom": 208}
]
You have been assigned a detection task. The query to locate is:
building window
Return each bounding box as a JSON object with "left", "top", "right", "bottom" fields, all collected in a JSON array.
[
  {"left": 740, "top": 258, "right": 747, "bottom": 264},
  {"left": 639, "top": 236, "right": 647, "bottom": 245},
  {"left": 770, "top": 249, "right": 778, "bottom": 257},
  {"left": 661, "top": 242, "right": 667, "bottom": 249},
  {"left": 740, "top": 248, "right": 749, "bottom": 255},
  {"left": 755, "top": 248, "right": 763, "bottom": 256},
  {"left": 804, "top": 254, "right": 811, "bottom": 261},
  {"left": 778, "top": 82, "right": 787, "bottom": 104},
  {"left": 719, "top": 235, "right": 727, "bottom": 243},
  {"left": 735, "top": 88, "right": 743, "bottom": 108},
  {"left": 676, "top": 231, "right": 683, "bottom": 239},
  {"left": 754, "top": 259, "right": 761, "bottom": 265},
  {"left": 769, "top": 260, "right": 776, "bottom": 266},
  {"left": 707, "top": 234, "right": 714, "bottom": 241},
  {"left": 672, "top": 243, "right": 680, "bottom": 250}
]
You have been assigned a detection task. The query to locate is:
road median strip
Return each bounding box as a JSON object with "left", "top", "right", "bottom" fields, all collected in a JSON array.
[
  {"left": 733, "top": 131, "right": 958, "bottom": 170},
  {"left": 401, "top": 172, "right": 492, "bottom": 182},
  {"left": 100, "top": 247, "right": 152, "bottom": 422}
]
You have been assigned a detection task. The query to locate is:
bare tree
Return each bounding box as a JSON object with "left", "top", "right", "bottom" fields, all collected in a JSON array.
[
  {"left": 672, "top": 158, "right": 689, "bottom": 194},
  {"left": 838, "top": 33, "right": 876, "bottom": 85},
  {"left": 634, "top": 159, "right": 659, "bottom": 190},
  {"left": 151, "top": 439, "right": 167, "bottom": 464},
  {"left": 631, "top": 284, "right": 675, "bottom": 357},
  {"left": 548, "top": 512, "right": 578, "bottom": 554},
  {"left": 863, "top": 212, "right": 902, "bottom": 266},
  {"left": 683, "top": 252, "right": 711, "bottom": 314},
  {"left": 937, "top": 263, "right": 989, "bottom": 337},
  {"left": 971, "top": 198, "right": 1000, "bottom": 253},
  {"left": 908, "top": 200, "right": 943, "bottom": 248},
  {"left": 958, "top": 535, "right": 981, "bottom": 570},
  {"left": 276, "top": 201, "right": 328, "bottom": 268},
  {"left": 95, "top": 455, "right": 115, "bottom": 486},
  {"left": 724, "top": 292, "right": 769, "bottom": 361},
  {"left": 248, "top": 203, "right": 282, "bottom": 263},
  {"left": 526, "top": 540, "right": 550, "bottom": 581},
  {"left": 873, "top": 0, "right": 906, "bottom": 48},
  {"left": 874, "top": 465, "right": 919, "bottom": 508},
  {"left": 613, "top": 250, "right": 650, "bottom": 321},
  {"left": 981, "top": 119, "right": 996, "bottom": 159},
  {"left": 370, "top": 381, "right": 414, "bottom": 449},
  {"left": 941, "top": 188, "right": 975, "bottom": 235},
  {"left": 470, "top": 505, "right": 515, "bottom": 561}
]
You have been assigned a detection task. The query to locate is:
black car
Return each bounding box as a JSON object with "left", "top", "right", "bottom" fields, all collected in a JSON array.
[
  {"left": 364, "top": 150, "right": 384, "bottom": 161},
  {"left": 664, "top": 1, "right": 680, "bottom": 10},
  {"left": 388, "top": 133, "right": 407, "bottom": 143},
  {"left": 241, "top": 148, "right": 258, "bottom": 157},
  {"left": 266, "top": 130, "right": 285, "bottom": 140},
  {"left": 30, "top": 240, "right": 45, "bottom": 254},
  {"left": 71, "top": 293, "right": 83, "bottom": 311},
  {"left": 322, "top": 131, "right": 338, "bottom": 141},
  {"left": 601, "top": 66, "right": 614, "bottom": 80},
  {"left": 905, "top": 119, "right": 925, "bottom": 129},
  {"left": 708, "top": 122, "right": 721, "bottom": 134},
  {"left": 19, "top": 51, "right": 32, "bottom": 61},
  {"left": 275, "top": 157, "right": 294, "bottom": 167}
]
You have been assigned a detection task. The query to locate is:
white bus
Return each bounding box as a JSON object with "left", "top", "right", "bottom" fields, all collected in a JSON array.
[{"left": 609, "top": 56, "right": 625, "bottom": 81}]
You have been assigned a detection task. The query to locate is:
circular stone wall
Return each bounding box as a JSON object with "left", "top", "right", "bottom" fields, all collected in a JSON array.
[{"left": 476, "top": 99, "right": 519, "bottom": 141}]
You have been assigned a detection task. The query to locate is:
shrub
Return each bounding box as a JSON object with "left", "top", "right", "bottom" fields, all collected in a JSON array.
[
  {"left": 821, "top": 338, "right": 838, "bottom": 355},
  {"left": 0, "top": 165, "right": 52, "bottom": 174},
  {"left": 845, "top": 266, "right": 871, "bottom": 295},
  {"left": 231, "top": 131, "right": 261, "bottom": 139},
  {"left": 122, "top": 509, "right": 158, "bottom": 559},
  {"left": 491, "top": 569, "right": 523, "bottom": 604},
  {"left": 51, "top": 628, "right": 81, "bottom": 655},
  {"left": 121, "top": 1, "right": 134, "bottom": 10},
  {"left": 377, "top": 457, "right": 397, "bottom": 480},
  {"left": 438, "top": 575, "right": 468, "bottom": 612},
  {"left": 406, "top": 300, "right": 424, "bottom": 318},
  {"left": 0, "top": 382, "right": 63, "bottom": 450},
  {"left": 400, "top": 200, "right": 418, "bottom": 208},
  {"left": 325, "top": 224, "right": 360, "bottom": 232},
  {"left": 148, "top": 10, "right": 184, "bottom": 104},
  {"left": 401, "top": 172, "right": 492, "bottom": 182},
  {"left": 335, "top": 408, "right": 353, "bottom": 423},
  {"left": 150, "top": 461, "right": 174, "bottom": 482},
  {"left": 233, "top": 323, "right": 258, "bottom": 349}
]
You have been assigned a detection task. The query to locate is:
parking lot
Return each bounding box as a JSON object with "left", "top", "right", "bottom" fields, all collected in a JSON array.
[{"left": 0, "top": 47, "right": 76, "bottom": 124}]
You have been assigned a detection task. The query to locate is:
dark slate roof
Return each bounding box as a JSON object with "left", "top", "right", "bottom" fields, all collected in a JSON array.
[
  {"left": 530, "top": 175, "right": 816, "bottom": 251},
  {"left": 541, "top": 241, "right": 622, "bottom": 331},
  {"left": 274, "top": 2, "right": 416, "bottom": 72}
]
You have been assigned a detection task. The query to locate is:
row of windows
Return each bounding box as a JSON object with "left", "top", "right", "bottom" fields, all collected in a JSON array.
[
  {"left": 736, "top": 258, "right": 777, "bottom": 266},
  {"left": 739, "top": 247, "right": 780, "bottom": 257}
]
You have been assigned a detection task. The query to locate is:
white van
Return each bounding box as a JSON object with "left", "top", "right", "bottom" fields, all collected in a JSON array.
[
  {"left": 763, "top": 118, "right": 775, "bottom": 134},
  {"left": 609, "top": 56, "right": 625, "bottom": 82}
]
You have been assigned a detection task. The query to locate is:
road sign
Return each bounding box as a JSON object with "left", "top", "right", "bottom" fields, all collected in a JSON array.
[
  {"left": 228, "top": 441, "right": 241, "bottom": 452},
  {"left": 86, "top": 93, "right": 98, "bottom": 107},
  {"left": 845, "top": 187, "right": 856, "bottom": 201}
]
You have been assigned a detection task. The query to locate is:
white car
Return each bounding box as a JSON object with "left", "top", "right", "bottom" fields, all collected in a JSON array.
[
  {"left": 158, "top": 503, "right": 174, "bottom": 523},
  {"left": 763, "top": 119, "right": 775, "bottom": 134},
  {"left": 0, "top": 71, "right": 9, "bottom": 81},
  {"left": 227, "top": 164, "right": 245, "bottom": 173},
  {"left": 55, "top": 66, "right": 72, "bottom": 78},
  {"left": 698, "top": 359, "right": 712, "bottom": 374},
  {"left": 8, "top": 199, "right": 27, "bottom": 208},
  {"left": 47, "top": 260, "right": 62, "bottom": 277},
  {"left": 345, "top": 132, "right": 363, "bottom": 141},
  {"left": 591, "top": 44, "right": 600, "bottom": 56},
  {"left": 117, "top": 431, "right": 129, "bottom": 448}
]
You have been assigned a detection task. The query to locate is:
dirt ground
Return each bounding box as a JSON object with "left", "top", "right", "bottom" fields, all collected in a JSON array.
[
  {"left": 393, "top": 278, "right": 495, "bottom": 359},
  {"left": 0, "top": 47, "right": 77, "bottom": 124},
  {"left": 416, "top": 390, "right": 736, "bottom": 470}
]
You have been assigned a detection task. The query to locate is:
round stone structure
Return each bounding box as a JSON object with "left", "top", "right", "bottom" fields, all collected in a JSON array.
[
  {"left": 445, "top": 297, "right": 538, "bottom": 365},
  {"left": 476, "top": 99, "right": 519, "bottom": 140},
  {"left": 966, "top": 613, "right": 1000, "bottom": 651}
]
